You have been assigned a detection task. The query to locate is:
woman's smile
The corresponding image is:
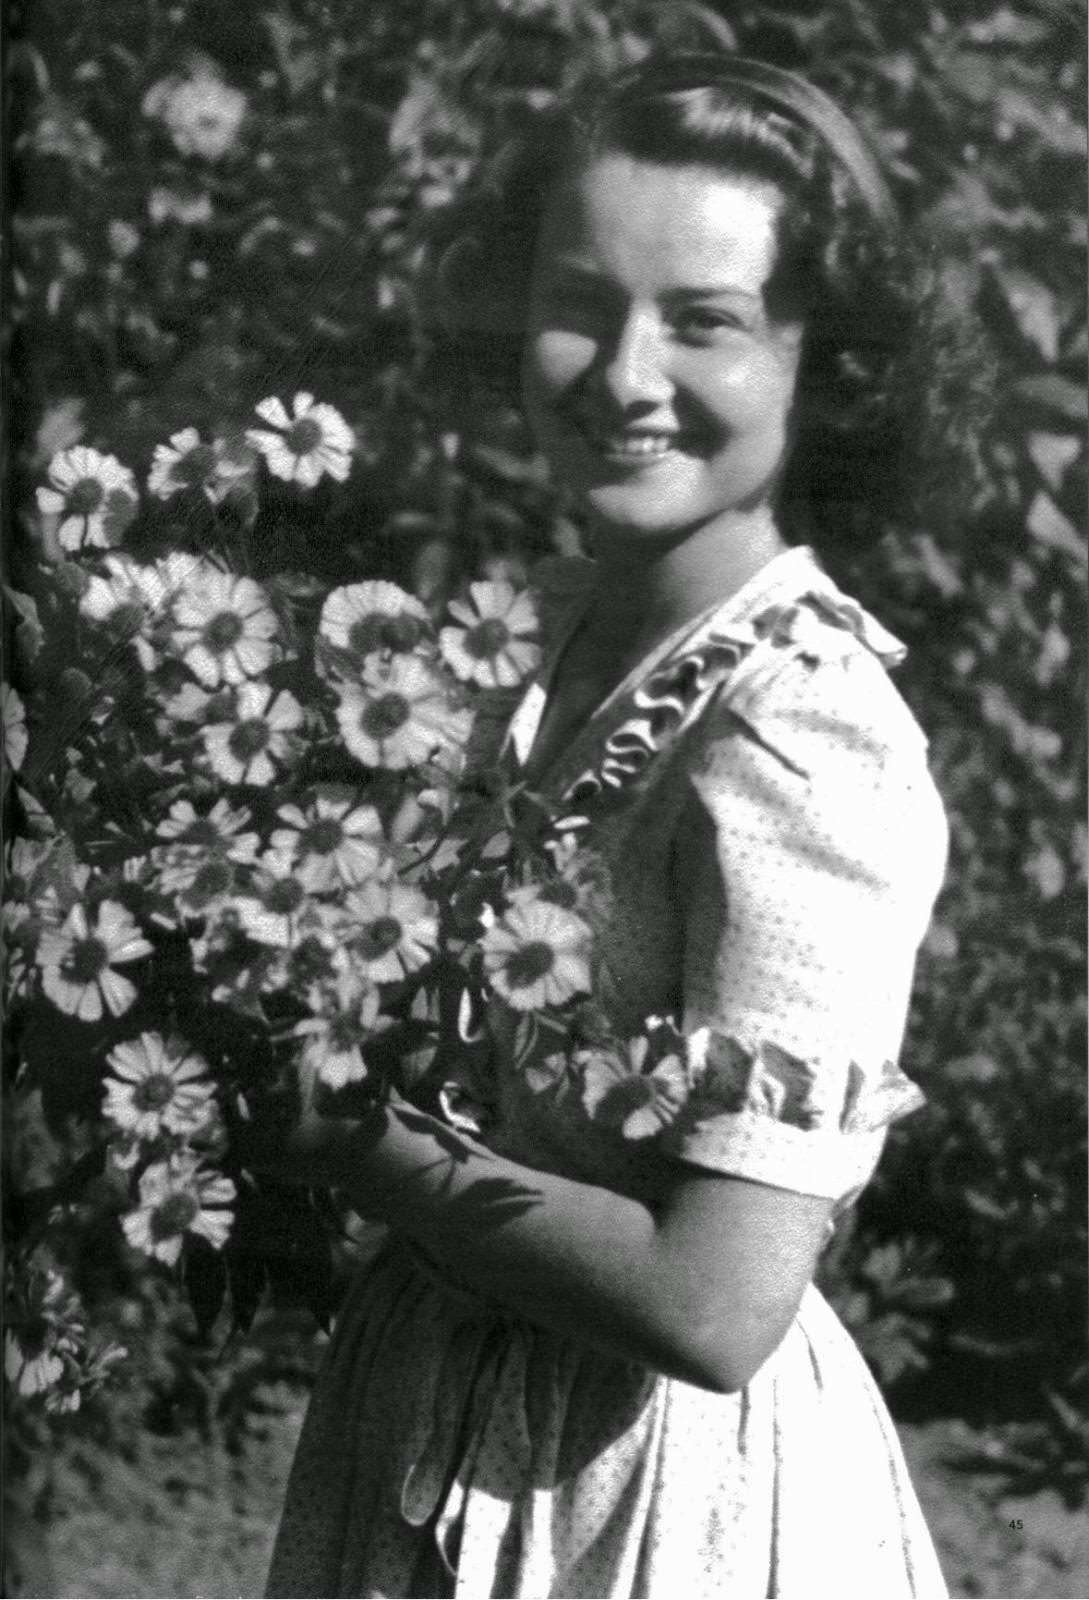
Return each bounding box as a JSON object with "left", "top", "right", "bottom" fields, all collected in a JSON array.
[{"left": 561, "top": 412, "right": 709, "bottom": 467}]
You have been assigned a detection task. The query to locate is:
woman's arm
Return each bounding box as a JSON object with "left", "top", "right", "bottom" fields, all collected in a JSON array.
[{"left": 258, "top": 1100, "right": 832, "bottom": 1393}]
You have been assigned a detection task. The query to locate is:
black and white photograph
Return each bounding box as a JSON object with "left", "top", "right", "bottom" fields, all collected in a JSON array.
[{"left": 2, "top": 2, "right": 1085, "bottom": 1596}]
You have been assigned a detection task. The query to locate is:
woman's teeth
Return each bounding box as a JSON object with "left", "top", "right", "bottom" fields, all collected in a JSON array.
[{"left": 589, "top": 432, "right": 678, "bottom": 458}]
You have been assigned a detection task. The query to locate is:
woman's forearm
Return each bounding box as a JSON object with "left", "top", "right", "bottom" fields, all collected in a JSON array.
[{"left": 263, "top": 1102, "right": 737, "bottom": 1390}]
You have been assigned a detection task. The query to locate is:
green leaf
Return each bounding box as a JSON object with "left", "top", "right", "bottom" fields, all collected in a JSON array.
[
  {"left": 184, "top": 1242, "right": 228, "bottom": 1340},
  {"left": 4, "top": 585, "right": 44, "bottom": 664}
]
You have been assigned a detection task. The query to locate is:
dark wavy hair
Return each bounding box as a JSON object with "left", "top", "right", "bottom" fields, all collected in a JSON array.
[{"left": 422, "top": 54, "right": 991, "bottom": 557}]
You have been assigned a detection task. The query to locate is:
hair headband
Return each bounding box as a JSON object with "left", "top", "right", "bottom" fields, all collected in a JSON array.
[{"left": 609, "top": 53, "right": 898, "bottom": 227}]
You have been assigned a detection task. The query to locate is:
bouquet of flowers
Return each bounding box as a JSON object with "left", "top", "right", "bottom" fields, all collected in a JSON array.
[{"left": 4, "top": 393, "right": 717, "bottom": 1415}]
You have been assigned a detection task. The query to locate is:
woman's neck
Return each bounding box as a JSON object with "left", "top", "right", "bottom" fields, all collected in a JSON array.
[{"left": 585, "top": 503, "right": 788, "bottom": 647}]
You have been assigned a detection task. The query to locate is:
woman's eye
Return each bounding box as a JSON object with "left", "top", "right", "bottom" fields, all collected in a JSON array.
[{"left": 675, "top": 307, "right": 744, "bottom": 336}]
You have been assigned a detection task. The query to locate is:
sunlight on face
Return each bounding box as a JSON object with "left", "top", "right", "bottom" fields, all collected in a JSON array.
[{"left": 521, "top": 155, "right": 804, "bottom": 546}]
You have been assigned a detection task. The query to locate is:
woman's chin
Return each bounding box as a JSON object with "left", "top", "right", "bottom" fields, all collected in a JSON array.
[{"left": 580, "top": 483, "right": 690, "bottom": 536}]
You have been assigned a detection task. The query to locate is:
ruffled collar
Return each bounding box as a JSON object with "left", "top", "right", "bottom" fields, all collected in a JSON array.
[{"left": 504, "top": 544, "right": 905, "bottom": 813}]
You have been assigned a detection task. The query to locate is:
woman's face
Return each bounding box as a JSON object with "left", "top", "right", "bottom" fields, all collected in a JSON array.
[{"left": 521, "top": 154, "right": 804, "bottom": 545}]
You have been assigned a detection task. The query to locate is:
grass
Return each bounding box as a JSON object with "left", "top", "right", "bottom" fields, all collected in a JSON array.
[{"left": 6, "top": 1395, "right": 1087, "bottom": 1598}]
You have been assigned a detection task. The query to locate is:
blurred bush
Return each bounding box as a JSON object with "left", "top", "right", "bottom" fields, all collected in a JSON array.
[{"left": 5, "top": 0, "right": 1086, "bottom": 1495}]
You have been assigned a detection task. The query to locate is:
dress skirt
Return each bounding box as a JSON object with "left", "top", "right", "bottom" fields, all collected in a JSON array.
[{"left": 265, "top": 1244, "right": 948, "bottom": 1598}]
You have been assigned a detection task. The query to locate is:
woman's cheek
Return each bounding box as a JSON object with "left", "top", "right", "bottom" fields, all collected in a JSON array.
[{"left": 709, "top": 347, "right": 795, "bottom": 427}]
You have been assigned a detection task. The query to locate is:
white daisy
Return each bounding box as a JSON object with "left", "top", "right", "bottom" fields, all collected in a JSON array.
[
  {"left": 121, "top": 1158, "right": 235, "bottom": 1266},
  {"left": 144, "top": 67, "right": 247, "bottom": 161},
  {"left": 103, "top": 1032, "right": 217, "bottom": 1141},
  {"left": 36, "top": 446, "right": 139, "bottom": 551},
  {"left": 294, "top": 972, "right": 381, "bottom": 1089},
  {"left": 5, "top": 1329, "right": 66, "bottom": 1398},
  {"left": 36, "top": 900, "right": 152, "bottom": 1022},
  {"left": 233, "top": 850, "right": 314, "bottom": 948},
  {"left": 246, "top": 392, "right": 353, "bottom": 487},
  {"left": 2, "top": 683, "right": 28, "bottom": 771},
  {"left": 154, "top": 797, "right": 258, "bottom": 860},
  {"left": 170, "top": 570, "right": 279, "bottom": 687},
  {"left": 4, "top": 1270, "right": 84, "bottom": 1404},
  {"left": 148, "top": 428, "right": 256, "bottom": 504},
  {"left": 317, "top": 580, "right": 430, "bottom": 664},
  {"left": 342, "top": 879, "right": 438, "bottom": 983},
  {"left": 440, "top": 581, "right": 541, "bottom": 688},
  {"left": 270, "top": 792, "right": 384, "bottom": 891},
  {"left": 78, "top": 552, "right": 177, "bottom": 670},
  {"left": 579, "top": 1038, "right": 689, "bottom": 1140},
  {"left": 200, "top": 681, "right": 303, "bottom": 786},
  {"left": 481, "top": 898, "right": 592, "bottom": 1012},
  {"left": 335, "top": 657, "right": 472, "bottom": 771}
]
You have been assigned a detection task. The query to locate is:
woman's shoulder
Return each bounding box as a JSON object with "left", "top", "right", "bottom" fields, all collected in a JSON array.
[{"left": 690, "top": 563, "right": 933, "bottom": 779}]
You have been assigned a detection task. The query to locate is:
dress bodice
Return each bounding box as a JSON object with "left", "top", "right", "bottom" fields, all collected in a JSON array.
[{"left": 455, "top": 545, "right": 948, "bottom": 1212}]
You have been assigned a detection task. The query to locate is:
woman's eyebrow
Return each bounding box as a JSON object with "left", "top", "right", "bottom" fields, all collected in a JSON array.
[
  {"left": 544, "top": 264, "right": 759, "bottom": 304},
  {"left": 663, "top": 285, "right": 762, "bottom": 303}
]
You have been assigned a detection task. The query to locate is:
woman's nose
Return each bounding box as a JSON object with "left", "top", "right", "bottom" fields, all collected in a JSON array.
[{"left": 599, "top": 306, "right": 672, "bottom": 409}]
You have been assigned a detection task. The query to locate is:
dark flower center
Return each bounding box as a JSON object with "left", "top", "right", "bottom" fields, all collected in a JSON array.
[
  {"left": 464, "top": 618, "right": 510, "bottom": 659},
  {"left": 347, "top": 613, "right": 425, "bottom": 656},
  {"left": 303, "top": 818, "right": 343, "bottom": 854},
  {"left": 264, "top": 877, "right": 305, "bottom": 915},
  {"left": 202, "top": 610, "right": 244, "bottom": 652},
  {"left": 132, "top": 1073, "right": 175, "bottom": 1112},
  {"left": 107, "top": 601, "right": 145, "bottom": 637},
  {"left": 102, "top": 488, "right": 138, "bottom": 537},
  {"left": 381, "top": 613, "right": 426, "bottom": 652},
  {"left": 328, "top": 1013, "right": 365, "bottom": 1051},
  {"left": 18, "top": 1315, "right": 51, "bottom": 1359},
  {"left": 616, "top": 1077, "right": 655, "bottom": 1110},
  {"left": 67, "top": 477, "right": 105, "bottom": 515},
  {"left": 285, "top": 416, "right": 324, "bottom": 455},
  {"left": 64, "top": 935, "right": 108, "bottom": 983},
  {"left": 186, "top": 860, "right": 233, "bottom": 902},
  {"left": 285, "top": 936, "right": 333, "bottom": 987},
  {"left": 181, "top": 818, "right": 226, "bottom": 848},
  {"left": 228, "top": 717, "right": 271, "bottom": 761},
  {"left": 539, "top": 881, "right": 579, "bottom": 911},
  {"left": 358, "top": 916, "right": 402, "bottom": 959},
  {"left": 151, "top": 1191, "right": 199, "bottom": 1238},
  {"left": 505, "top": 940, "right": 555, "bottom": 987},
  {"left": 359, "top": 692, "right": 409, "bottom": 741},
  {"left": 176, "top": 444, "right": 218, "bottom": 485}
]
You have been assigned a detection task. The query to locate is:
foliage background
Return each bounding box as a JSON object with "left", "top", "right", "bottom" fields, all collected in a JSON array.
[{"left": 4, "top": 0, "right": 1086, "bottom": 1587}]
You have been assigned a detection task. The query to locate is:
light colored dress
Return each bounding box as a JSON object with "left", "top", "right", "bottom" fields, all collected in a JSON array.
[{"left": 266, "top": 544, "right": 951, "bottom": 1598}]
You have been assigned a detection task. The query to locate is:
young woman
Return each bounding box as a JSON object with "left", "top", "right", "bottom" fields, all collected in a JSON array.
[{"left": 263, "top": 53, "right": 980, "bottom": 1598}]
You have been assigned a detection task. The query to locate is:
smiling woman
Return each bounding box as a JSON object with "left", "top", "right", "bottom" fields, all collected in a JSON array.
[{"left": 259, "top": 52, "right": 978, "bottom": 1600}]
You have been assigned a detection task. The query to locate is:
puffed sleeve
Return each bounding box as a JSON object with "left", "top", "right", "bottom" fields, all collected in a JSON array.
[{"left": 664, "top": 635, "right": 949, "bottom": 1202}]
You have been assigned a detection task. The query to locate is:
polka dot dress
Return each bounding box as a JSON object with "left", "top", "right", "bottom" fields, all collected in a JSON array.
[{"left": 266, "top": 547, "right": 951, "bottom": 1598}]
